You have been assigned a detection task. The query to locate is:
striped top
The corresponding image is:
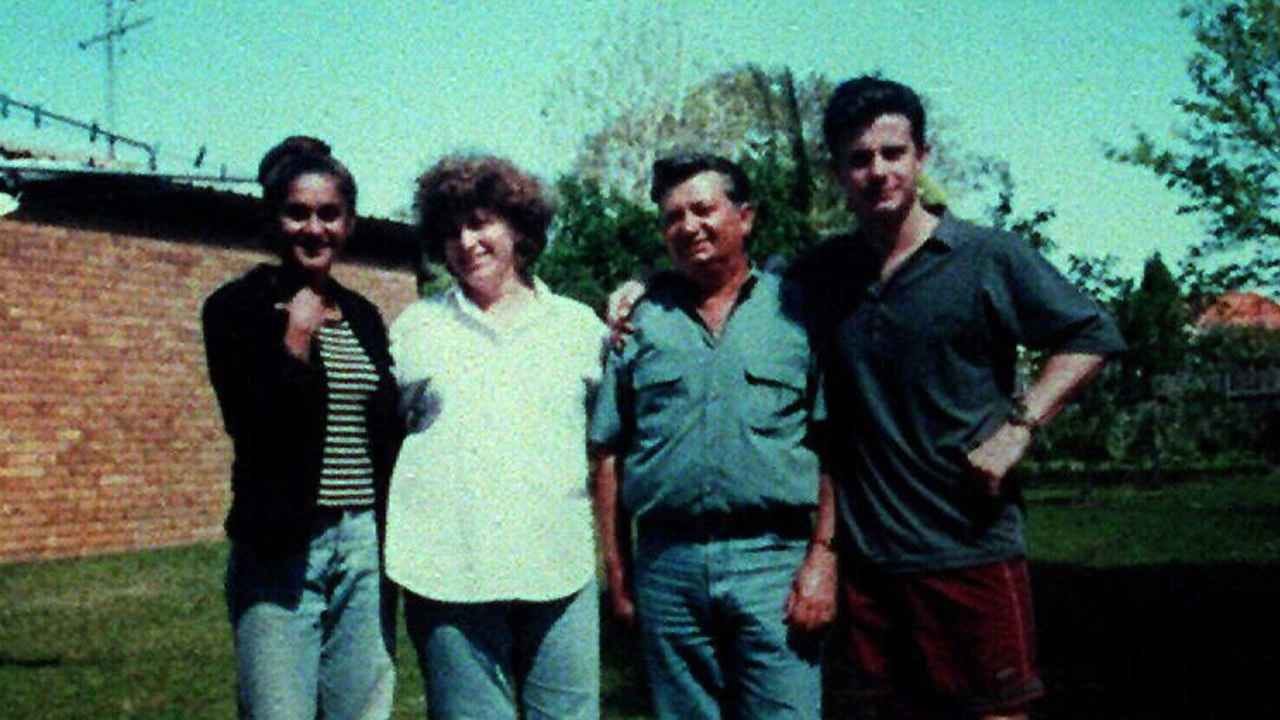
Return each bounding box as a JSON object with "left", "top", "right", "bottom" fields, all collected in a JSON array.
[{"left": 316, "top": 319, "right": 379, "bottom": 508}]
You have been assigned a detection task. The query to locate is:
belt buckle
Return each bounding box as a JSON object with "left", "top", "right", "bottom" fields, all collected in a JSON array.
[{"left": 698, "top": 512, "right": 734, "bottom": 540}]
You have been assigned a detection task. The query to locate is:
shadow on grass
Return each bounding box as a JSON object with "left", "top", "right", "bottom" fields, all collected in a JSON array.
[
  {"left": 823, "top": 561, "right": 1280, "bottom": 719},
  {"left": 1031, "top": 561, "right": 1279, "bottom": 718},
  {"left": 0, "top": 655, "right": 63, "bottom": 669},
  {"left": 599, "top": 602, "right": 653, "bottom": 719}
]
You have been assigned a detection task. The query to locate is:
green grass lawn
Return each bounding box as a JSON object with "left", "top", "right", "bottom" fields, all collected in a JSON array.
[
  {"left": 2, "top": 474, "right": 1278, "bottom": 718},
  {"left": 1025, "top": 475, "right": 1280, "bottom": 566}
]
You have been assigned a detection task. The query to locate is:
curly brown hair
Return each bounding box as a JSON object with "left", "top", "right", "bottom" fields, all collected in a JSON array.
[{"left": 414, "top": 154, "right": 553, "bottom": 282}]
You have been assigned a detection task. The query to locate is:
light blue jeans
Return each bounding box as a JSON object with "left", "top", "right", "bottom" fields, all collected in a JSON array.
[
  {"left": 633, "top": 533, "right": 823, "bottom": 720},
  {"left": 403, "top": 580, "right": 600, "bottom": 720},
  {"left": 226, "top": 509, "right": 395, "bottom": 720}
]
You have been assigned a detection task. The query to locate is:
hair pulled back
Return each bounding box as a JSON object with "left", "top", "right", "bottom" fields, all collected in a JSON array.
[{"left": 258, "top": 135, "right": 358, "bottom": 217}]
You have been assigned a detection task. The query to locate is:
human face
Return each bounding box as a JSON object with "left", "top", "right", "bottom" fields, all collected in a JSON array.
[
  {"left": 658, "top": 171, "right": 754, "bottom": 279},
  {"left": 832, "top": 114, "right": 929, "bottom": 226},
  {"left": 443, "top": 209, "right": 522, "bottom": 294},
  {"left": 276, "top": 172, "right": 354, "bottom": 277}
]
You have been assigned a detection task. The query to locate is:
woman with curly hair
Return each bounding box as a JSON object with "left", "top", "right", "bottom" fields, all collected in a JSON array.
[
  {"left": 202, "top": 136, "right": 400, "bottom": 719},
  {"left": 385, "top": 155, "right": 605, "bottom": 719}
]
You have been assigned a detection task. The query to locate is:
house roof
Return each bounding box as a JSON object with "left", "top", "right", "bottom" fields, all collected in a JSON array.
[
  {"left": 0, "top": 153, "right": 418, "bottom": 269},
  {"left": 1196, "top": 291, "right": 1280, "bottom": 331}
]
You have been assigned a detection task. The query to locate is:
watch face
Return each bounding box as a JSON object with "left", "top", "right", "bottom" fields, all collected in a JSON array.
[{"left": 1009, "top": 398, "right": 1035, "bottom": 429}]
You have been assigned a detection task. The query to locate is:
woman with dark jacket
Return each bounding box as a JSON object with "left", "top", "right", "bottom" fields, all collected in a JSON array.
[{"left": 202, "top": 136, "right": 401, "bottom": 720}]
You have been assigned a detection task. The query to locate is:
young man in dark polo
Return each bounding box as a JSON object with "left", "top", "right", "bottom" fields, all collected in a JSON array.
[{"left": 810, "top": 76, "right": 1126, "bottom": 719}]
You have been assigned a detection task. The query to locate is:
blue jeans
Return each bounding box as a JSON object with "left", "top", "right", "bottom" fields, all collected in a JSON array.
[
  {"left": 403, "top": 580, "right": 600, "bottom": 720},
  {"left": 226, "top": 509, "right": 395, "bottom": 720},
  {"left": 633, "top": 533, "right": 823, "bottom": 720}
]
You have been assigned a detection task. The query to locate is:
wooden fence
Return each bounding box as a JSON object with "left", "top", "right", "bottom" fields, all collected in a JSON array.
[{"left": 1154, "top": 367, "right": 1280, "bottom": 400}]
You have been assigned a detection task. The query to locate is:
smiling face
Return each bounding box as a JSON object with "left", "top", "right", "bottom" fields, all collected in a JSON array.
[
  {"left": 276, "top": 172, "right": 354, "bottom": 277},
  {"left": 832, "top": 113, "right": 930, "bottom": 227},
  {"left": 658, "top": 170, "right": 754, "bottom": 280},
  {"left": 442, "top": 208, "right": 523, "bottom": 295}
]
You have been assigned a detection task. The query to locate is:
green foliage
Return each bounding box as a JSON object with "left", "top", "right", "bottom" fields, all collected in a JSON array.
[
  {"left": 564, "top": 61, "right": 978, "bottom": 225},
  {"left": 987, "top": 162, "right": 1059, "bottom": 253},
  {"left": 1192, "top": 323, "right": 1280, "bottom": 366},
  {"left": 565, "top": 63, "right": 840, "bottom": 210},
  {"left": 1025, "top": 474, "right": 1280, "bottom": 565},
  {"left": 1109, "top": 0, "right": 1280, "bottom": 288},
  {"left": 537, "top": 19, "right": 1276, "bottom": 472},
  {"left": 535, "top": 176, "right": 664, "bottom": 312},
  {"left": 1034, "top": 252, "right": 1280, "bottom": 472},
  {"left": 1125, "top": 254, "right": 1192, "bottom": 387},
  {"left": 1063, "top": 253, "right": 1135, "bottom": 309},
  {"left": 539, "top": 62, "right": 967, "bottom": 308},
  {"left": 538, "top": 149, "right": 840, "bottom": 310}
]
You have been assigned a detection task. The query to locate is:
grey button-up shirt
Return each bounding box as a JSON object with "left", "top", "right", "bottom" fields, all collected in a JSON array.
[{"left": 589, "top": 269, "right": 822, "bottom": 522}]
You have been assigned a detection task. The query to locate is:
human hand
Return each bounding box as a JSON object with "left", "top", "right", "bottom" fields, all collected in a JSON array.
[
  {"left": 605, "top": 280, "right": 646, "bottom": 349},
  {"left": 281, "top": 287, "right": 327, "bottom": 360},
  {"left": 605, "top": 557, "right": 636, "bottom": 626},
  {"left": 965, "top": 422, "right": 1033, "bottom": 497},
  {"left": 284, "top": 287, "right": 327, "bottom": 331},
  {"left": 401, "top": 379, "right": 442, "bottom": 434},
  {"left": 783, "top": 544, "right": 837, "bottom": 632}
]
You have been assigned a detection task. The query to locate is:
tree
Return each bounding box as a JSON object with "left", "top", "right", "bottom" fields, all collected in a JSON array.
[
  {"left": 559, "top": 64, "right": 848, "bottom": 225},
  {"left": 543, "top": 11, "right": 999, "bottom": 224},
  {"left": 1125, "top": 254, "right": 1192, "bottom": 393},
  {"left": 1122, "top": 254, "right": 1194, "bottom": 475},
  {"left": 536, "top": 176, "right": 663, "bottom": 311},
  {"left": 542, "top": 59, "right": 856, "bottom": 309},
  {"left": 541, "top": 58, "right": 993, "bottom": 310},
  {"left": 563, "top": 64, "right": 987, "bottom": 221},
  {"left": 537, "top": 13, "right": 1018, "bottom": 308},
  {"left": 988, "top": 164, "right": 1058, "bottom": 253},
  {"left": 1109, "top": 0, "right": 1280, "bottom": 289}
]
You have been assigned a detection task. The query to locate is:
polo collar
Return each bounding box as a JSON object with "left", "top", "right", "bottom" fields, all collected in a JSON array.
[
  {"left": 923, "top": 210, "right": 970, "bottom": 252},
  {"left": 667, "top": 265, "right": 762, "bottom": 304}
]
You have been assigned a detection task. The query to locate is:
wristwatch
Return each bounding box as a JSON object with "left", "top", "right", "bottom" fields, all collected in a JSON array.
[{"left": 1007, "top": 397, "right": 1038, "bottom": 431}]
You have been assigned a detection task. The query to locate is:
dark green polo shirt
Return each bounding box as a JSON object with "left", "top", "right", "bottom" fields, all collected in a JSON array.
[
  {"left": 588, "top": 269, "right": 822, "bottom": 521},
  {"left": 814, "top": 213, "right": 1126, "bottom": 573}
]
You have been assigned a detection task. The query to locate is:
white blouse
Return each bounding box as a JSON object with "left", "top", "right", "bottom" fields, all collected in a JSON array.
[{"left": 385, "top": 279, "right": 606, "bottom": 602}]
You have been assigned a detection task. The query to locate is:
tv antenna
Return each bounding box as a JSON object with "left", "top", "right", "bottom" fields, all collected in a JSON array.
[{"left": 77, "top": 0, "right": 153, "bottom": 158}]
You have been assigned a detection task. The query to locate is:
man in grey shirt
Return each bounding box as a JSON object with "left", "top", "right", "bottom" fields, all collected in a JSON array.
[{"left": 590, "top": 153, "right": 836, "bottom": 720}]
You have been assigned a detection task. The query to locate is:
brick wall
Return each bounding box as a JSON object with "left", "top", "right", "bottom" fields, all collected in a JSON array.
[{"left": 0, "top": 219, "right": 418, "bottom": 563}]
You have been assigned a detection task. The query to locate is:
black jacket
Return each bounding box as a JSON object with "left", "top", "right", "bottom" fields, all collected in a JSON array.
[{"left": 202, "top": 263, "right": 403, "bottom": 554}]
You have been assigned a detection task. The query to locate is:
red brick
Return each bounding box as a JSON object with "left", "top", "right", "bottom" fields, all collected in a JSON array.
[{"left": 1, "top": 219, "right": 417, "bottom": 563}]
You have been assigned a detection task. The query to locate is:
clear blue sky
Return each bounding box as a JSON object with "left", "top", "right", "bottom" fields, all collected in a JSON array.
[{"left": 2, "top": 0, "right": 1205, "bottom": 278}]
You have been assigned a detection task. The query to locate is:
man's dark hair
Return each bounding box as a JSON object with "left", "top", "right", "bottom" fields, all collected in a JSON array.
[
  {"left": 649, "top": 152, "right": 752, "bottom": 206},
  {"left": 822, "top": 76, "right": 927, "bottom": 154}
]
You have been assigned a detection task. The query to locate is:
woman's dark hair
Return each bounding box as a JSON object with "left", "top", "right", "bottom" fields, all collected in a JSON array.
[
  {"left": 257, "top": 135, "right": 358, "bottom": 217},
  {"left": 414, "top": 154, "right": 553, "bottom": 282}
]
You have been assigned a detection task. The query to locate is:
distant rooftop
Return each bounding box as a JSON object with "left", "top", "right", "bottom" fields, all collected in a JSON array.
[{"left": 1196, "top": 291, "right": 1280, "bottom": 332}]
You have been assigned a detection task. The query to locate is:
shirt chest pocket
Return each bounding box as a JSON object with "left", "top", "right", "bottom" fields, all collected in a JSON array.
[
  {"left": 742, "top": 361, "right": 808, "bottom": 435},
  {"left": 632, "top": 362, "right": 685, "bottom": 436}
]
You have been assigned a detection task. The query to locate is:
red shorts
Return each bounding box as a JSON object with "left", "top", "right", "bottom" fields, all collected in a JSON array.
[{"left": 841, "top": 557, "right": 1045, "bottom": 715}]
